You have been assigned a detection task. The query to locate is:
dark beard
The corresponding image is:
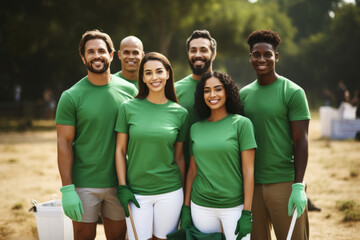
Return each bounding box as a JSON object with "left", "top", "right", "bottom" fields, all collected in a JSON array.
[
  {"left": 86, "top": 59, "right": 109, "bottom": 74},
  {"left": 188, "top": 58, "right": 212, "bottom": 75}
]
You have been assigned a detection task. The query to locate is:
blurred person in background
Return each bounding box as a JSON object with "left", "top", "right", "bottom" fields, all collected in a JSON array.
[{"left": 114, "top": 36, "right": 145, "bottom": 89}]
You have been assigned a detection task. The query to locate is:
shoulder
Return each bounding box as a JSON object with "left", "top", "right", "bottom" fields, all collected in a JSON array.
[
  {"left": 61, "top": 77, "right": 88, "bottom": 97},
  {"left": 239, "top": 80, "right": 257, "bottom": 94},
  {"left": 279, "top": 76, "right": 304, "bottom": 92},
  {"left": 168, "top": 101, "right": 189, "bottom": 114},
  {"left": 175, "top": 75, "right": 193, "bottom": 87},
  {"left": 113, "top": 76, "right": 137, "bottom": 90},
  {"left": 113, "top": 71, "right": 121, "bottom": 78}
]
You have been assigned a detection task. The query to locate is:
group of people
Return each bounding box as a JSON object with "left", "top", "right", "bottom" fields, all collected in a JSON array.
[{"left": 56, "top": 29, "right": 310, "bottom": 240}]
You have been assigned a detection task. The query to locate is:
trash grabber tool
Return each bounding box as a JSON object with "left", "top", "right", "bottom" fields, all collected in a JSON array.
[
  {"left": 128, "top": 204, "right": 138, "bottom": 240},
  {"left": 286, "top": 206, "right": 298, "bottom": 240}
]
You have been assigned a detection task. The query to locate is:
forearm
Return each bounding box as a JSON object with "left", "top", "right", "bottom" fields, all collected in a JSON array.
[
  {"left": 184, "top": 171, "right": 195, "bottom": 206},
  {"left": 175, "top": 156, "right": 186, "bottom": 188},
  {"left": 57, "top": 139, "right": 73, "bottom": 186},
  {"left": 243, "top": 167, "right": 254, "bottom": 211},
  {"left": 241, "top": 149, "right": 255, "bottom": 211},
  {"left": 291, "top": 119, "right": 309, "bottom": 183},
  {"left": 174, "top": 142, "right": 186, "bottom": 188},
  {"left": 115, "top": 150, "right": 127, "bottom": 185},
  {"left": 184, "top": 156, "right": 196, "bottom": 206},
  {"left": 293, "top": 142, "right": 308, "bottom": 183}
]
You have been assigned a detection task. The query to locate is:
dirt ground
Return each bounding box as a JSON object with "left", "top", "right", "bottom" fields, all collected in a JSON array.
[{"left": 0, "top": 116, "right": 359, "bottom": 240}]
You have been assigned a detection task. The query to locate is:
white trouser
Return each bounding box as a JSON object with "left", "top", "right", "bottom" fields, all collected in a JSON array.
[
  {"left": 191, "top": 201, "right": 251, "bottom": 240},
  {"left": 126, "top": 188, "right": 183, "bottom": 240}
]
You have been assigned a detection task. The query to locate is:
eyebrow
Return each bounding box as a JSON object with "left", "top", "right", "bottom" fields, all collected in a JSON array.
[
  {"left": 144, "top": 67, "right": 164, "bottom": 72},
  {"left": 204, "top": 84, "right": 223, "bottom": 88}
]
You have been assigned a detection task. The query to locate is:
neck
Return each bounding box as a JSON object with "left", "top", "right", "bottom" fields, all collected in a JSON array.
[
  {"left": 146, "top": 90, "right": 168, "bottom": 104},
  {"left": 257, "top": 71, "right": 279, "bottom": 86},
  {"left": 87, "top": 70, "right": 112, "bottom": 85},
  {"left": 208, "top": 108, "right": 228, "bottom": 122},
  {"left": 121, "top": 70, "right": 138, "bottom": 81}
]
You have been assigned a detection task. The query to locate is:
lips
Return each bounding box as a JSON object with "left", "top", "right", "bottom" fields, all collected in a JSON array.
[
  {"left": 209, "top": 99, "right": 220, "bottom": 105},
  {"left": 91, "top": 59, "right": 104, "bottom": 67},
  {"left": 151, "top": 82, "right": 161, "bottom": 87},
  {"left": 257, "top": 65, "right": 267, "bottom": 70}
]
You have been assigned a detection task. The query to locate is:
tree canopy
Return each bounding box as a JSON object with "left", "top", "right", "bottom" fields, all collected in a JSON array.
[{"left": 1, "top": 0, "right": 359, "bottom": 108}]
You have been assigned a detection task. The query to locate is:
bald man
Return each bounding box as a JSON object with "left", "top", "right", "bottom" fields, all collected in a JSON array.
[{"left": 113, "top": 36, "right": 145, "bottom": 89}]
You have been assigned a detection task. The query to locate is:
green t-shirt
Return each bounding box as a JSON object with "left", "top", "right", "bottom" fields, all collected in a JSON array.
[
  {"left": 240, "top": 76, "right": 310, "bottom": 184},
  {"left": 175, "top": 75, "right": 200, "bottom": 166},
  {"left": 55, "top": 76, "right": 138, "bottom": 188},
  {"left": 115, "top": 98, "right": 189, "bottom": 195},
  {"left": 113, "top": 71, "right": 139, "bottom": 89},
  {"left": 190, "top": 114, "right": 257, "bottom": 208}
]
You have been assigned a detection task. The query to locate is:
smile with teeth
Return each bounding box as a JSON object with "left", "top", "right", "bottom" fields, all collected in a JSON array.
[
  {"left": 91, "top": 60, "right": 104, "bottom": 67},
  {"left": 257, "top": 65, "right": 267, "bottom": 70},
  {"left": 151, "top": 81, "right": 161, "bottom": 87},
  {"left": 209, "top": 99, "right": 220, "bottom": 105}
]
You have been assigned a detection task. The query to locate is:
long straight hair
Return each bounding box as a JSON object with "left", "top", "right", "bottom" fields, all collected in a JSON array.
[{"left": 137, "top": 52, "right": 178, "bottom": 103}]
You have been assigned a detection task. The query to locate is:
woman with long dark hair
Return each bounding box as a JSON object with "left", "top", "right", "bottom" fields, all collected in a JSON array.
[{"left": 115, "top": 52, "right": 189, "bottom": 240}]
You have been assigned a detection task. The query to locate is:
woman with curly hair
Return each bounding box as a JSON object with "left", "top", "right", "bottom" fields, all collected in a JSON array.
[{"left": 181, "top": 71, "right": 257, "bottom": 240}]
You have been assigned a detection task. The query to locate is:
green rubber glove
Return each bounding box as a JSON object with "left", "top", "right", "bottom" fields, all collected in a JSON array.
[
  {"left": 116, "top": 185, "right": 140, "bottom": 217},
  {"left": 235, "top": 210, "right": 252, "bottom": 239},
  {"left": 180, "top": 205, "right": 192, "bottom": 229},
  {"left": 288, "top": 183, "right": 307, "bottom": 218},
  {"left": 60, "top": 184, "right": 83, "bottom": 222}
]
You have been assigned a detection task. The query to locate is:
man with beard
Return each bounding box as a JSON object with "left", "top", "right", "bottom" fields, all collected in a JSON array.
[
  {"left": 113, "top": 36, "right": 145, "bottom": 89},
  {"left": 175, "top": 30, "right": 217, "bottom": 168},
  {"left": 55, "top": 30, "right": 137, "bottom": 240}
]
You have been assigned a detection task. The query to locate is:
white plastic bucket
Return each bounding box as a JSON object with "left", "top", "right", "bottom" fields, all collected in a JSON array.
[{"left": 33, "top": 199, "right": 73, "bottom": 240}]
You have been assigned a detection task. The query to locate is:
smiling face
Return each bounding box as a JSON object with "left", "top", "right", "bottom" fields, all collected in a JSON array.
[
  {"left": 203, "top": 76, "right": 226, "bottom": 112},
  {"left": 188, "top": 38, "right": 214, "bottom": 76},
  {"left": 82, "top": 39, "right": 113, "bottom": 74},
  {"left": 118, "top": 38, "right": 144, "bottom": 74},
  {"left": 249, "top": 42, "right": 278, "bottom": 77},
  {"left": 143, "top": 60, "right": 169, "bottom": 94}
]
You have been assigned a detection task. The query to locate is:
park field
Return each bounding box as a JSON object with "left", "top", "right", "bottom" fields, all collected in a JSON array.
[{"left": 0, "top": 115, "right": 359, "bottom": 239}]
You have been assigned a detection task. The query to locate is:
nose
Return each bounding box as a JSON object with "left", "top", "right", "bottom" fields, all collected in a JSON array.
[
  {"left": 195, "top": 50, "right": 201, "bottom": 58},
  {"left": 210, "top": 89, "right": 216, "bottom": 97},
  {"left": 259, "top": 55, "right": 266, "bottom": 62}
]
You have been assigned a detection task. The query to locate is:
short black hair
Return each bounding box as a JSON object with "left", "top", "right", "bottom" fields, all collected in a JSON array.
[
  {"left": 194, "top": 71, "right": 243, "bottom": 120},
  {"left": 247, "top": 30, "right": 281, "bottom": 51},
  {"left": 186, "top": 30, "right": 217, "bottom": 54}
]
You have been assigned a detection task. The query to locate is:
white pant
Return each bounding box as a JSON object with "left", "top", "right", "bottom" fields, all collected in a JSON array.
[
  {"left": 191, "top": 201, "right": 251, "bottom": 240},
  {"left": 126, "top": 188, "right": 183, "bottom": 240}
]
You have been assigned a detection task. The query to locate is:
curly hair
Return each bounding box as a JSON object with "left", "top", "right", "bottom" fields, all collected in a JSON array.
[
  {"left": 194, "top": 71, "right": 243, "bottom": 120},
  {"left": 247, "top": 30, "right": 281, "bottom": 51}
]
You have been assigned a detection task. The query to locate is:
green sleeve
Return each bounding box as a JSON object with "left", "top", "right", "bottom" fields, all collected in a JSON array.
[
  {"left": 55, "top": 92, "right": 76, "bottom": 126},
  {"left": 237, "top": 117, "right": 257, "bottom": 152},
  {"left": 115, "top": 102, "right": 129, "bottom": 134},
  {"left": 288, "top": 89, "right": 311, "bottom": 121}
]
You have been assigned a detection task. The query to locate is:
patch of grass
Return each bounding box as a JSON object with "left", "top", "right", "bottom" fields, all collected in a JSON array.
[
  {"left": 8, "top": 158, "right": 18, "bottom": 163},
  {"left": 350, "top": 170, "right": 358, "bottom": 178},
  {"left": 336, "top": 200, "right": 360, "bottom": 222},
  {"left": 336, "top": 200, "right": 356, "bottom": 211},
  {"left": 11, "top": 202, "right": 23, "bottom": 210}
]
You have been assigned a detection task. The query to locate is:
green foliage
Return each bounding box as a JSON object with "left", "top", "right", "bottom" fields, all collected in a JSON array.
[
  {"left": 336, "top": 200, "right": 360, "bottom": 222},
  {"left": 0, "top": 0, "right": 359, "bottom": 108},
  {"left": 11, "top": 203, "right": 23, "bottom": 210}
]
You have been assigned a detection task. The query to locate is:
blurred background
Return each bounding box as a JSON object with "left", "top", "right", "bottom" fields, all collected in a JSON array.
[{"left": 1, "top": 0, "right": 359, "bottom": 123}]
